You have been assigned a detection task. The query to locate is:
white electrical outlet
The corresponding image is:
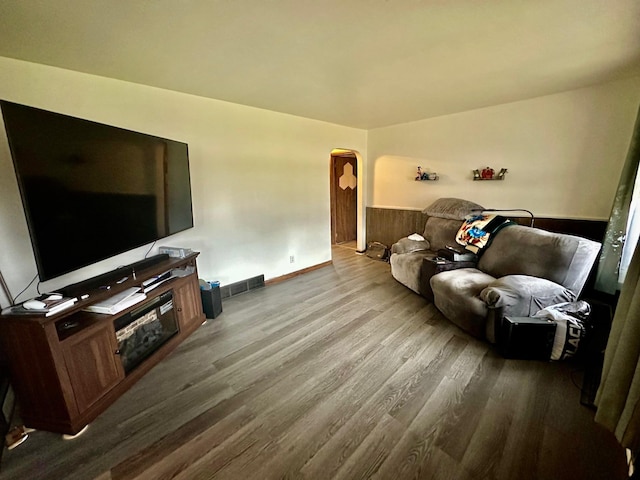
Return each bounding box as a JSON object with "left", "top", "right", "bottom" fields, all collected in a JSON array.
[{"left": 289, "top": 255, "right": 295, "bottom": 263}]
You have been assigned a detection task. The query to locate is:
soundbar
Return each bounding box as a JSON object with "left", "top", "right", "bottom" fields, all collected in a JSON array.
[
  {"left": 128, "top": 254, "right": 171, "bottom": 273},
  {"left": 59, "top": 254, "right": 170, "bottom": 297}
]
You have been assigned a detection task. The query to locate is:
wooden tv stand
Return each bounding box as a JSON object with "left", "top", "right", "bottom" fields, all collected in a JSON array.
[{"left": 0, "top": 253, "right": 205, "bottom": 435}]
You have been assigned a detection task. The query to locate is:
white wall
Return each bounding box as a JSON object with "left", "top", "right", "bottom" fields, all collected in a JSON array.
[
  {"left": 368, "top": 76, "right": 640, "bottom": 219},
  {"left": 0, "top": 57, "right": 367, "bottom": 305}
]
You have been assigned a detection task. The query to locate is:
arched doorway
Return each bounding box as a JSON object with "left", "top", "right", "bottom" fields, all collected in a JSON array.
[{"left": 330, "top": 149, "right": 358, "bottom": 247}]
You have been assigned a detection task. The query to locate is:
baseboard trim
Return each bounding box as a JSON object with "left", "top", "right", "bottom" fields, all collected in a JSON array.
[{"left": 265, "top": 260, "right": 333, "bottom": 285}]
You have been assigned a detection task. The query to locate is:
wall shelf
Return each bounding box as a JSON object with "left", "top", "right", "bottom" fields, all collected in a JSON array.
[
  {"left": 415, "top": 166, "right": 439, "bottom": 181},
  {"left": 473, "top": 167, "right": 507, "bottom": 181}
]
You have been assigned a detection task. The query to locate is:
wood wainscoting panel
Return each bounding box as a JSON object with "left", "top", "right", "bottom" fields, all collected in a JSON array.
[
  {"left": 367, "top": 207, "right": 607, "bottom": 249},
  {"left": 366, "top": 207, "right": 426, "bottom": 249},
  {"left": 524, "top": 217, "right": 607, "bottom": 243}
]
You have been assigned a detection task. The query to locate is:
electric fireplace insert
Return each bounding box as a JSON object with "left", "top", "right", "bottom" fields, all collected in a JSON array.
[{"left": 114, "top": 291, "right": 179, "bottom": 373}]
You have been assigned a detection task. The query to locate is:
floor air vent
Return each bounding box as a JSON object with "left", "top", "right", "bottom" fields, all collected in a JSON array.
[{"left": 220, "top": 275, "right": 265, "bottom": 299}]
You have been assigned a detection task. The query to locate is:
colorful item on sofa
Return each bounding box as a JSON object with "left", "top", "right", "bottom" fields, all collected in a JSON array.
[{"left": 456, "top": 214, "right": 514, "bottom": 253}]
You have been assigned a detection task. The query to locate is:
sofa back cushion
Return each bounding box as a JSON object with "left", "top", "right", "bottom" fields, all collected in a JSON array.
[
  {"left": 478, "top": 225, "right": 601, "bottom": 295},
  {"left": 422, "top": 197, "right": 484, "bottom": 220},
  {"left": 423, "top": 216, "right": 464, "bottom": 252}
]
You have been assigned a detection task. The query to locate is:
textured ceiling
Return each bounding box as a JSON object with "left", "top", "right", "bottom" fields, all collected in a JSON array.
[{"left": 1, "top": 0, "right": 639, "bottom": 129}]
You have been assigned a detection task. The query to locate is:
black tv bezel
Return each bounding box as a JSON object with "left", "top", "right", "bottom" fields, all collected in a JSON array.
[{"left": 1, "top": 101, "right": 195, "bottom": 282}]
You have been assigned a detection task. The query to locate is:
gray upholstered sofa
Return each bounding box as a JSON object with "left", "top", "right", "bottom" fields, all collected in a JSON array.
[{"left": 390, "top": 198, "right": 602, "bottom": 343}]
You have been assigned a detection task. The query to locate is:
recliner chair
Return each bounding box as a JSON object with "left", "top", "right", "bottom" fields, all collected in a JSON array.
[{"left": 430, "top": 224, "right": 601, "bottom": 342}]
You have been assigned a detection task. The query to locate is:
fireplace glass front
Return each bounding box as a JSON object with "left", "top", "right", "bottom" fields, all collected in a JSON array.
[{"left": 113, "top": 291, "right": 179, "bottom": 373}]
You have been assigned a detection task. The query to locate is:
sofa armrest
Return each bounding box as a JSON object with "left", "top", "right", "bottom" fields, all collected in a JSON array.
[
  {"left": 391, "top": 237, "right": 431, "bottom": 255},
  {"left": 480, "top": 275, "right": 576, "bottom": 316},
  {"left": 480, "top": 275, "right": 576, "bottom": 343}
]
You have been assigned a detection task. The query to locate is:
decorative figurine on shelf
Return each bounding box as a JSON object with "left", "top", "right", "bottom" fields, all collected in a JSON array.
[
  {"left": 416, "top": 166, "right": 438, "bottom": 181},
  {"left": 473, "top": 169, "right": 481, "bottom": 180},
  {"left": 497, "top": 168, "right": 508, "bottom": 179},
  {"left": 481, "top": 167, "right": 495, "bottom": 180}
]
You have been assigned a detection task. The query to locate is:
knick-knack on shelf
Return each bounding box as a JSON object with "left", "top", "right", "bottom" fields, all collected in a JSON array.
[
  {"left": 415, "top": 166, "right": 438, "bottom": 181},
  {"left": 481, "top": 167, "right": 494, "bottom": 180},
  {"left": 473, "top": 166, "right": 507, "bottom": 180}
]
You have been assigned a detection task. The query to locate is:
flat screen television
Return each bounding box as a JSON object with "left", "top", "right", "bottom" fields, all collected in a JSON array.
[{"left": 1, "top": 101, "right": 194, "bottom": 282}]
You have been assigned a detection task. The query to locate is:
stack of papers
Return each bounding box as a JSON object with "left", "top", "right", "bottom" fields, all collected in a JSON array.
[
  {"left": 141, "top": 271, "right": 173, "bottom": 293},
  {"left": 140, "top": 266, "right": 194, "bottom": 293},
  {"left": 84, "top": 287, "right": 147, "bottom": 315}
]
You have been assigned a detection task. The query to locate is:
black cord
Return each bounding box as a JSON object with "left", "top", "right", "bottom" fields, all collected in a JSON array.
[
  {"left": 569, "top": 367, "right": 585, "bottom": 391},
  {"left": 144, "top": 240, "right": 157, "bottom": 259},
  {"left": 12, "top": 274, "right": 38, "bottom": 305}
]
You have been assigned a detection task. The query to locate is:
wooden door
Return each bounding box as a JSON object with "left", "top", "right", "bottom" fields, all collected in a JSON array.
[{"left": 331, "top": 155, "right": 357, "bottom": 244}]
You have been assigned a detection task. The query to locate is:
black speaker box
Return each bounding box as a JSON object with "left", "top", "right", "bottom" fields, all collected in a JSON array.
[
  {"left": 201, "top": 286, "right": 223, "bottom": 319},
  {"left": 500, "top": 316, "right": 556, "bottom": 360}
]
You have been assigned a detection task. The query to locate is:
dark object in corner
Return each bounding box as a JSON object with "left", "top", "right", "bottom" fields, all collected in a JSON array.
[
  {"left": 499, "top": 316, "right": 557, "bottom": 360},
  {"left": 579, "top": 299, "right": 613, "bottom": 408},
  {"left": 366, "top": 242, "right": 389, "bottom": 261},
  {"left": 201, "top": 285, "right": 223, "bottom": 319}
]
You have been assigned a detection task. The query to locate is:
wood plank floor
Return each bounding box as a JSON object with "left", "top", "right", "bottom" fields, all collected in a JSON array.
[{"left": 1, "top": 244, "right": 627, "bottom": 480}]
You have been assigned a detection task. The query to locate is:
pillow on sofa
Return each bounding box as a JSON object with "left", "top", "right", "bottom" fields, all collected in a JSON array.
[{"left": 422, "top": 198, "right": 484, "bottom": 220}]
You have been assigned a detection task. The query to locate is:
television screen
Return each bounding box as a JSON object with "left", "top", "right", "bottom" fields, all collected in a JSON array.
[{"left": 1, "top": 101, "right": 194, "bottom": 281}]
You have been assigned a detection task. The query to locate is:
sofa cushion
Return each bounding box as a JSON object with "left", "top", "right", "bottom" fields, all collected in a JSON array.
[
  {"left": 431, "top": 268, "right": 496, "bottom": 338},
  {"left": 422, "top": 216, "right": 464, "bottom": 252},
  {"left": 480, "top": 275, "right": 575, "bottom": 316},
  {"left": 479, "top": 275, "right": 576, "bottom": 343},
  {"left": 478, "top": 225, "right": 601, "bottom": 295},
  {"left": 422, "top": 197, "right": 484, "bottom": 220}
]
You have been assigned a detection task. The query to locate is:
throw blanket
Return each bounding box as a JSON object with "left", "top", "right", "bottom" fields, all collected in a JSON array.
[
  {"left": 533, "top": 300, "right": 591, "bottom": 361},
  {"left": 456, "top": 214, "right": 514, "bottom": 254}
]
